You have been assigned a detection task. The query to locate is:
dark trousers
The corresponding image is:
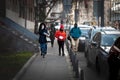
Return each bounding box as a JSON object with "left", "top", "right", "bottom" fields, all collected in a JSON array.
[
  {"left": 51, "top": 39, "right": 54, "bottom": 47},
  {"left": 57, "top": 40, "right": 64, "bottom": 56},
  {"left": 40, "top": 43, "right": 47, "bottom": 55}
]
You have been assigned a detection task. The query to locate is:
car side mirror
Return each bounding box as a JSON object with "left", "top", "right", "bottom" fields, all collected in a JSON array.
[
  {"left": 85, "top": 35, "right": 89, "bottom": 39},
  {"left": 91, "top": 41, "right": 98, "bottom": 47}
]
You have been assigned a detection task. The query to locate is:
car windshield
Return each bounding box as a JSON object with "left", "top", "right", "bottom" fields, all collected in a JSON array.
[
  {"left": 80, "top": 28, "right": 90, "bottom": 37},
  {"left": 90, "top": 28, "right": 116, "bottom": 40},
  {"left": 101, "top": 34, "right": 120, "bottom": 46}
]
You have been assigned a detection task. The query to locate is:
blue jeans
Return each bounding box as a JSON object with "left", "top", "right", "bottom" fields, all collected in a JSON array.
[{"left": 40, "top": 43, "right": 47, "bottom": 55}]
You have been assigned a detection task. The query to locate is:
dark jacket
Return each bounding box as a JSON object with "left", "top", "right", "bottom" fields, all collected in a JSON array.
[
  {"left": 39, "top": 29, "right": 48, "bottom": 43},
  {"left": 50, "top": 26, "right": 56, "bottom": 40}
]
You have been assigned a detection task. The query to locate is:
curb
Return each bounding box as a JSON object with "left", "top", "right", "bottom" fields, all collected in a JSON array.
[{"left": 12, "top": 53, "right": 39, "bottom": 80}]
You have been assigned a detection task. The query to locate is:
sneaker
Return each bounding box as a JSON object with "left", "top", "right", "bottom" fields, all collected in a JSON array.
[
  {"left": 59, "top": 53, "right": 61, "bottom": 56},
  {"left": 41, "top": 53, "right": 43, "bottom": 56},
  {"left": 62, "top": 54, "right": 65, "bottom": 56},
  {"left": 43, "top": 54, "right": 45, "bottom": 58}
]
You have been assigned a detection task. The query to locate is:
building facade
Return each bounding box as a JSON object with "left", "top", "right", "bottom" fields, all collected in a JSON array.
[
  {"left": 68, "top": 0, "right": 112, "bottom": 27},
  {"left": 6, "top": 0, "right": 35, "bottom": 31},
  {"left": 110, "top": 0, "right": 120, "bottom": 29}
]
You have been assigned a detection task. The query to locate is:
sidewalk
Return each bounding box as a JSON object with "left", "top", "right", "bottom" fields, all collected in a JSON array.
[{"left": 14, "top": 40, "right": 76, "bottom": 80}]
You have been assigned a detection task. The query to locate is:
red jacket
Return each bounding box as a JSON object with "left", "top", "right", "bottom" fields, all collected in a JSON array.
[{"left": 55, "top": 30, "right": 66, "bottom": 41}]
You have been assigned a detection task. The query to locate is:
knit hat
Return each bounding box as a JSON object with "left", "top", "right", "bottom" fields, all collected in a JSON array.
[{"left": 60, "top": 24, "right": 64, "bottom": 29}]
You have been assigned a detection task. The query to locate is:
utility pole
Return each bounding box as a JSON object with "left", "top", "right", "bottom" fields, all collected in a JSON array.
[
  {"left": 110, "top": 0, "right": 111, "bottom": 22},
  {"left": 101, "top": 0, "right": 104, "bottom": 27}
]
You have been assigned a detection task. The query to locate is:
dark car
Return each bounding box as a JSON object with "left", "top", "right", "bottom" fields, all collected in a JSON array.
[
  {"left": 86, "top": 30, "right": 120, "bottom": 77},
  {"left": 85, "top": 27, "right": 117, "bottom": 57},
  {"left": 78, "top": 25, "right": 92, "bottom": 52},
  {"left": 78, "top": 27, "right": 91, "bottom": 52},
  {"left": 108, "top": 36, "right": 120, "bottom": 80}
]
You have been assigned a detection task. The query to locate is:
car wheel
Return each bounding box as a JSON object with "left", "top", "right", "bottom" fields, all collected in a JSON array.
[{"left": 96, "top": 58, "right": 100, "bottom": 74}]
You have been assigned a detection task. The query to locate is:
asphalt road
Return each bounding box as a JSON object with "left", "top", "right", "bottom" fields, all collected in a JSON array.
[{"left": 76, "top": 52, "right": 108, "bottom": 80}]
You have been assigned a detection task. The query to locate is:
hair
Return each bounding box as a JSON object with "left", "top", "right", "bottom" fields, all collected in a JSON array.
[
  {"left": 74, "top": 23, "right": 77, "bottom": 27},
  {"left": 39, "top": 22, "right": 46, "bottom": 31}
]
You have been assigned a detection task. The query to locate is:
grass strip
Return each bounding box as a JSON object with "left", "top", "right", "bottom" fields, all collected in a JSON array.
[{"left": 0, "top": 52, "right": 33, "bottom": 80}]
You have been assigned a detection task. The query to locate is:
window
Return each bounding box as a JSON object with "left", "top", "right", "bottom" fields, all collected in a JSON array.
[
  {"left": 101, "top": 34, "right": 120, "bottom": 46},
  {"left": 92, "top": 32, "right": 101, "bottom": 45}
]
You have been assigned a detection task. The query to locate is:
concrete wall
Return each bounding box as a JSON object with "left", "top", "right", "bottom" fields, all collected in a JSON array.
[
  {"left": 0, "top": 25, "right": 39, "bottom": 53},
  {"left": 6, "top": 9, "right": 35, "bottom": 32},
  {"left": 0, "top": 0, "right": 6, "bottom": 17}
]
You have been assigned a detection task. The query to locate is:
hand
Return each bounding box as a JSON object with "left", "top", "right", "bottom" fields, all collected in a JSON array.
[
  {"left": 44, "top": 32, "right": 49, "bottom": 36},
  {"left": 47, "top": 34, "right": 50, "bottom": 37}
]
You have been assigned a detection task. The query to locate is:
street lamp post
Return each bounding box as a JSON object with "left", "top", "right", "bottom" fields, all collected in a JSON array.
[
  {"left": 63, "top": 0, "right": 72, "bottom": 26},
  {"left": 110, "top": 0, "right": 112, "bottom": 22},
  {"left": 93, "top": 0, "right": 104, "bottom": 27},
  {"left": 101, "top": 0, "right": 104, "bottom": 27}
]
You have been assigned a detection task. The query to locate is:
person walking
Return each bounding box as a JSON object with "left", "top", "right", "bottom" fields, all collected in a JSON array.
[
  {"left": 69, "top": 23, "right": 81, "bottom": 52},
  {"left": 38, "top": 23, "right": 49, "bottom": 58},
  {"left": 108, "top": 37, "right": 120, "bottom": 80},
  {"left": 49, "top": 23, "right": 56, "bottom": 47},
  {"left": 55, "top": 24, "right": 66, "bottom": 56}
]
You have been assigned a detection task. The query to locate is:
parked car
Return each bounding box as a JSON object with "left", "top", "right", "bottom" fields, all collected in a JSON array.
[
  {"left": 69, "top": 24, "right": 92, "bottom": 30},
  {"left": 78, "top": 27, "right": 91, "bottom": 52},
  {"left": 83, "top": 21, "right": 91, "bottom": 26},
  {"left": 85, "top": 27, "right": 117, "bottom": 57},
  {"left": 107, "top": 36, "right": 120, "bottom": 80},
  {"left": 54, "top": 22, "right": 61, "bottom": 30},
  {"left": 86, "top": 30, "right": 120, "bottom": 78}
]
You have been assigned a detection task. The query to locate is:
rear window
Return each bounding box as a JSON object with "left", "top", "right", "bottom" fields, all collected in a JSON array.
[
  {"left": 80, "top": 28, "right": 90, "bottom": 37},
  {"left": 101, "top": 34, "right": 120, "bottom": 46}
]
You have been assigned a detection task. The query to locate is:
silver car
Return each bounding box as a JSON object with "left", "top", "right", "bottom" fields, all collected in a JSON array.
[{"left": 86, "top": 30, "right": 120, "bottom": 78}]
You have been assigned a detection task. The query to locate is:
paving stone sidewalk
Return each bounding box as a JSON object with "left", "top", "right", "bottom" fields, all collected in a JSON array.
[{"left": 14, "top": 40, "right": 76, "bottom": 80}]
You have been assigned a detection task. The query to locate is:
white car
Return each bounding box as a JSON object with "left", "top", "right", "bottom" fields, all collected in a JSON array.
[{"left": 55, "top": 25, "right": 60, "bottom": 30}]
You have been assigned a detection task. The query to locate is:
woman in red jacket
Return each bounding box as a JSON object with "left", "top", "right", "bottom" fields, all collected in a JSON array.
[{"left": 55, "top": 24, "right": 66, "bottom": 56}]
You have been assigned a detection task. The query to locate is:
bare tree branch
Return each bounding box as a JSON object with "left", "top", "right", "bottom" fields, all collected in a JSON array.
[
  {"left": 37, "top": 0, "right": 62, "bottom": 22},
  {"left": 45, "top": 1, "right": 58, "bottom": 19}
]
